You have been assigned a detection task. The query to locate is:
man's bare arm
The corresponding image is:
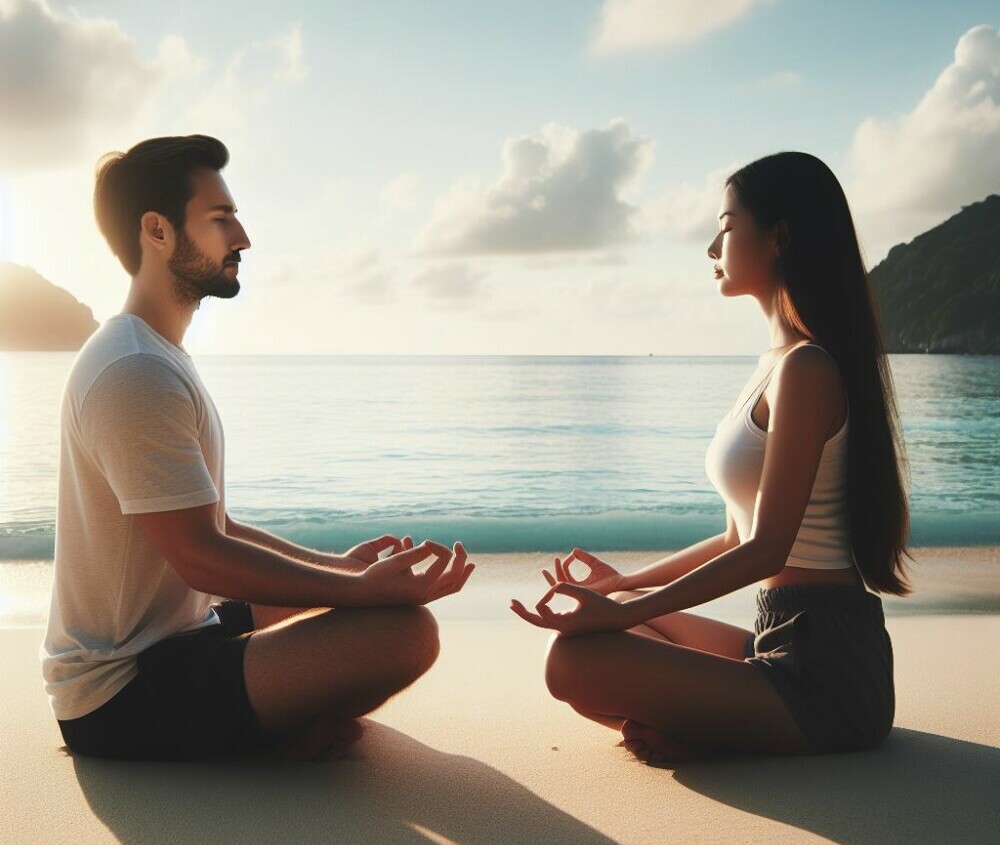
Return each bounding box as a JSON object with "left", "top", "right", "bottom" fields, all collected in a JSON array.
[
  {"left": 224, "top": 513, "right": 367, "bottom": 573},
  {"left": 137, "top": 505, "right": 467, "bottom": 609}
]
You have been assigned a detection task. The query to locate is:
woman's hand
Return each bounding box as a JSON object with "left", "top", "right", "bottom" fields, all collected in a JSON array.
[
  {"left": 509, "top": 581, "right": 633, "bottom": 636},
  {"left": 355, "top": 539, "right": 475, "bottom": 606},
  {"left": 540, "top": 548, "right": 626, "bottom": 596}
]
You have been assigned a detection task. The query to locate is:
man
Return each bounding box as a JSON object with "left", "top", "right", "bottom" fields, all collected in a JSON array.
[{"left": 39, "top": 135, "right": 475, "bottom": 762}]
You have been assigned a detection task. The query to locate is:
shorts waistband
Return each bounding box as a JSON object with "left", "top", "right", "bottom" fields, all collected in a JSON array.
[{"left": 755, "top": 583, "right": 885, "bottom": 621}]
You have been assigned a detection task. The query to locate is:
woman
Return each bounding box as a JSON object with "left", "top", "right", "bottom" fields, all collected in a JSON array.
[{"left": 510, "top": 151, "right": 913, "bottom": 765}]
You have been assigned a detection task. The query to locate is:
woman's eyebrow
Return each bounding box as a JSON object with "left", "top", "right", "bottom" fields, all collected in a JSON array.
[{"left": 718, "top": 211, "right": 736, "bottom": 221}]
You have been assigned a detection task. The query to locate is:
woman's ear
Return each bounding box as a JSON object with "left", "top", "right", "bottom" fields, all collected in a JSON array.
[{"left": 773, "top": 219, "right": 790, "bottom": 259}]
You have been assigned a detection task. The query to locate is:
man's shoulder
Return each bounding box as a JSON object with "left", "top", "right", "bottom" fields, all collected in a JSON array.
[{"left": 70, "top": 324, "right": 188, "bottom": 409}]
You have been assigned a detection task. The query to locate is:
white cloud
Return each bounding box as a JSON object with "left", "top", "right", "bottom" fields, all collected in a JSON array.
[
  {"left": 0, "top": 0, "right": 156, "bottom": 170},
  {"left": 590, "top": 0, "right": 781, "bottom": 56},
  {"left": 0, "top": 1, "right": 308, "bottom": 173},
  {"left": 845, "top": 24, "right": 1000, "bottom": 254},
  {"left": 380, "top": 173, "right": 421, "bottom": 213},
  {"left": 410, "top": 263, "right": 488, "bottom": 308},
  {"left": 414, "top": 119, "right": 653, "bottom": 256},
  {"left": 639, "top": 161, "right": 740, "bottom": 243},
  {"left": 170, "top": 24, "right": 307, "bottom": 136}
]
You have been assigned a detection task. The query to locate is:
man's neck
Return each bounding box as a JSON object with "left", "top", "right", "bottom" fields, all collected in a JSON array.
[{"left": 122, "top": 273, "right": 197, "bottom": 349}]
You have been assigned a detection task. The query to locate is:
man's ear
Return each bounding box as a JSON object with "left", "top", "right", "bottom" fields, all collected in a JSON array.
[{"left": 139, "top": 211, "right": 171, "bottom": 252}]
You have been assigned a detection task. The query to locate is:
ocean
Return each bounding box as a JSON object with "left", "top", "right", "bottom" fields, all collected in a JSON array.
[{"left": 2, "top": 351, "right": 998, "bottom": 559}]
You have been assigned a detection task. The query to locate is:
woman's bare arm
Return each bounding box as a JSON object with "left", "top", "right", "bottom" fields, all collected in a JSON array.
[{"left": 618, "top": 510, "right": 740, "bottom": 591}]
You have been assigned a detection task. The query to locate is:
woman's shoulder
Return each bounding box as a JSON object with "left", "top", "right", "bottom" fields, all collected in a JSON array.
[{"left": 769, "top": 343, "right": 847, "bottom": 425}]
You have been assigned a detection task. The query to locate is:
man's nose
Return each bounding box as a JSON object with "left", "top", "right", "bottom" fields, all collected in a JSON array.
[{"left": 234, "top": 222, "right": 251, "bottom": 250}]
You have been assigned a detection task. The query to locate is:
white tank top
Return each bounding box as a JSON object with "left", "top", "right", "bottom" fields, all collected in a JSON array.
[{"left": 704, "top": 341, "right": 856, "bottom": 570}]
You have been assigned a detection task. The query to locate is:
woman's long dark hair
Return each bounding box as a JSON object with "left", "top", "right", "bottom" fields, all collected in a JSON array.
[{"left": 727, "top": 151, "right": 914, "bottom": 596}]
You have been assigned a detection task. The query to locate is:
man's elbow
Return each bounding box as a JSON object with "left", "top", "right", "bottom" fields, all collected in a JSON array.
[{"left": 168, "top": 533, "right": 227, "bottom": 594}]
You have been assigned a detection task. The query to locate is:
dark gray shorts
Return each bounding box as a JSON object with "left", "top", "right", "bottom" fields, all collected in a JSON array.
[
  {"left": 743, "top": 583, "right": 895, "bottom": 754},
  {"left": 57, "top": 600, "right": 272, "bottom": 761}
]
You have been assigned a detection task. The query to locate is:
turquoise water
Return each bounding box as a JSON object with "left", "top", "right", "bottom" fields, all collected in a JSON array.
[{"left": 1, "top": 352, "right": 998, "bottom": 558}]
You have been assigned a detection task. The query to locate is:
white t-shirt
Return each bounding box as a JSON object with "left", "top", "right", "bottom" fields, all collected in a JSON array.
[{"left": 39, "top": 313, "right": 226, "bottom": 721}]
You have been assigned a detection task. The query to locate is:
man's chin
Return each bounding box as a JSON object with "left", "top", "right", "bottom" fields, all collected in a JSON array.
[
  {"left": 212, "top": 281, "right": 240, "bottom": 299},
  {"left": 201, "top": 279, "right": 241, "bottom": 299}
]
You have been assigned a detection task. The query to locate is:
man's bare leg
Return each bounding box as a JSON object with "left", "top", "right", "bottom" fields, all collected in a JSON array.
[{"left": 243, "top": 603, "right": 440, "bottom": 760}]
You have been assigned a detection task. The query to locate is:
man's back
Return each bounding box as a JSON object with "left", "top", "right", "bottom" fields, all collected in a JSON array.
[{"left": 40, "top": 313, "right": 225, "bottom": 721}]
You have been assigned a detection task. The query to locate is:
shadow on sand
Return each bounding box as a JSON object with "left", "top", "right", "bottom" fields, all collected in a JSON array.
[
  {"left": 673, "top": 727, "right": 1000, "bottom": 844},
  {"left": 69, "top": 720, "right": 618, "bottom": 845}
]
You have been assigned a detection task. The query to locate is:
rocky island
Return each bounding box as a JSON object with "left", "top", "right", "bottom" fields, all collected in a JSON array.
[
  {"left": 869, "top": 194, "right": 999, "bottom": 354},
  {"left": 0, "top": 263, "right": 98, "bottom": 351}
]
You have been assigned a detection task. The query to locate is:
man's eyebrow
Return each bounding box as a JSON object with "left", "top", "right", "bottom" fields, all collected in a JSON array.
[
  {"left": 208, "top": 204, "right": 237, "bottom": 214},
  {"left": 718, "top": 211, "right": 736, "bottom": 221}
]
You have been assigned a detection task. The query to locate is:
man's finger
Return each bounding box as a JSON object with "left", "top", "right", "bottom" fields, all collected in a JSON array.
[
  {"left": 385, "top": 541, "right": 438, "bottom": 571},
  {"left": 427, "top": 563, "right": 475, "bottom": 602},
  {"left": 417, "top": 548, "right": 451, "bottom": 584},
  {"left": 368, "top": 535, "right": 402, "bottom": 555}
]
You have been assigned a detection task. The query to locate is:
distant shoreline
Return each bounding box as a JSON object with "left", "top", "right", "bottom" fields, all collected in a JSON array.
[{"left": 3, "top": 545, "right": 997, "bottom": 629}]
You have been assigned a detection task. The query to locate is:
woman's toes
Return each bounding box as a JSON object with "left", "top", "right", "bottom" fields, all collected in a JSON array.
[{"left": 619, "top": 719, "right": 686, "bottom": 765}]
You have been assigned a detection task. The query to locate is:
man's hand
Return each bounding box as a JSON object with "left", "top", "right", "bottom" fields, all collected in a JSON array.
[
  {"left": 354, "top": 540, "right": 475, "bottom": 606},
  {"left": 340, "top": 534, "right": 414, "bottom": 572}
]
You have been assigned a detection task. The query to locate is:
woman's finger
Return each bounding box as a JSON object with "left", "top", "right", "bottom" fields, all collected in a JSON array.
[
  {"left": 542, "top": 568, "right": 556, "bottom": 586},
  {"left": 509, "top": 600, "right": 549, "bottom": 628},
  {"left": 573, "top": 548, "right": 604, "bottom": 567}
]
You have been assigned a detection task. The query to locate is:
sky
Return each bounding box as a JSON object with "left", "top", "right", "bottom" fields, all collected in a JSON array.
[{"left": 0, "top": 0, "right": 997, "bottom": 355}]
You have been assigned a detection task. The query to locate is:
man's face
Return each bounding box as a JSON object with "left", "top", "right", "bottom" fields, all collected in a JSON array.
[{"left": 168, "top": 167, "right": 251, "bottom": 304}]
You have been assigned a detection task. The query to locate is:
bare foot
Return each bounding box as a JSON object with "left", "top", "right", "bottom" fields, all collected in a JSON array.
[
  {"left": 618, "top": 719, "right": 725, "bottom": 767},
  {"left": 266, "top": 715, "right": 365, "bottom": 762}
]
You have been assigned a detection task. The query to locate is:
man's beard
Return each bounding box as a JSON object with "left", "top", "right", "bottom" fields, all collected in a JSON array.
[{"left": 168, "top": 229, "right": 241, "bottom": 305}]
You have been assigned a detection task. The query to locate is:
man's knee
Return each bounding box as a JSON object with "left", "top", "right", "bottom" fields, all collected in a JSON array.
[{"left": 389, "top": 605, "right": 440, "bottom": 679}]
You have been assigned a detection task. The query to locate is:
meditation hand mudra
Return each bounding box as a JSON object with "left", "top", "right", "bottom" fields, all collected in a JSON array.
[{"left": 41, "top": 135, "right": 906, "bottom": 767}]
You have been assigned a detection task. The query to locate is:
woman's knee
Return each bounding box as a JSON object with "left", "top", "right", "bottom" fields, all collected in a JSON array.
[{"left": 543, "top": 631, "right": 587, "bottom": 702}]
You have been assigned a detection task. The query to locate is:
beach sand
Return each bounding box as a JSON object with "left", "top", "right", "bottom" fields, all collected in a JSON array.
[{"left": 2, "top": 547, "right": 998, "bottom": 844}]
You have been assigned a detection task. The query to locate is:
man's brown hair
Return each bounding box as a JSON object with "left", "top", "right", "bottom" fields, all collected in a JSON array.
[{"left": 94, "top": 135, "right": 229, "bottom": 275}]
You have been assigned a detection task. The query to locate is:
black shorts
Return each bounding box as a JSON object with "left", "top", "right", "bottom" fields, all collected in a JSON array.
[
  {"left": 743, "top": 583, "right": 895, "bottom": 755},
  {"left": 57, "top": 600, "right": 272, "bottom": 761}
]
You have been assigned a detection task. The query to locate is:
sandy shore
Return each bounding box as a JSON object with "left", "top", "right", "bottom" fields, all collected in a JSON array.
[{"left": 2, "top": 547, "right": 998, "bottom": 843}]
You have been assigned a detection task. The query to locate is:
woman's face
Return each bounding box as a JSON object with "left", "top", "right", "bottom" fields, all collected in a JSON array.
[{"left": 707, "top": 183, "right": 779, "bottom": 299}]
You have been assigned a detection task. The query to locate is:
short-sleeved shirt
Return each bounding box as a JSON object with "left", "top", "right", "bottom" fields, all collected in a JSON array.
[{"left": 39, "top": 313, "right": 226, "bottom": 721}]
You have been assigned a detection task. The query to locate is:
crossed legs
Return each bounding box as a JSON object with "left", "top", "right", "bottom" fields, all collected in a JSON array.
[
  {"left": 244, "top": 602, "right": 440, "bottom": 760},
  {"left": 542, "top": 590, "right": 809, "bottom": 766}
]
